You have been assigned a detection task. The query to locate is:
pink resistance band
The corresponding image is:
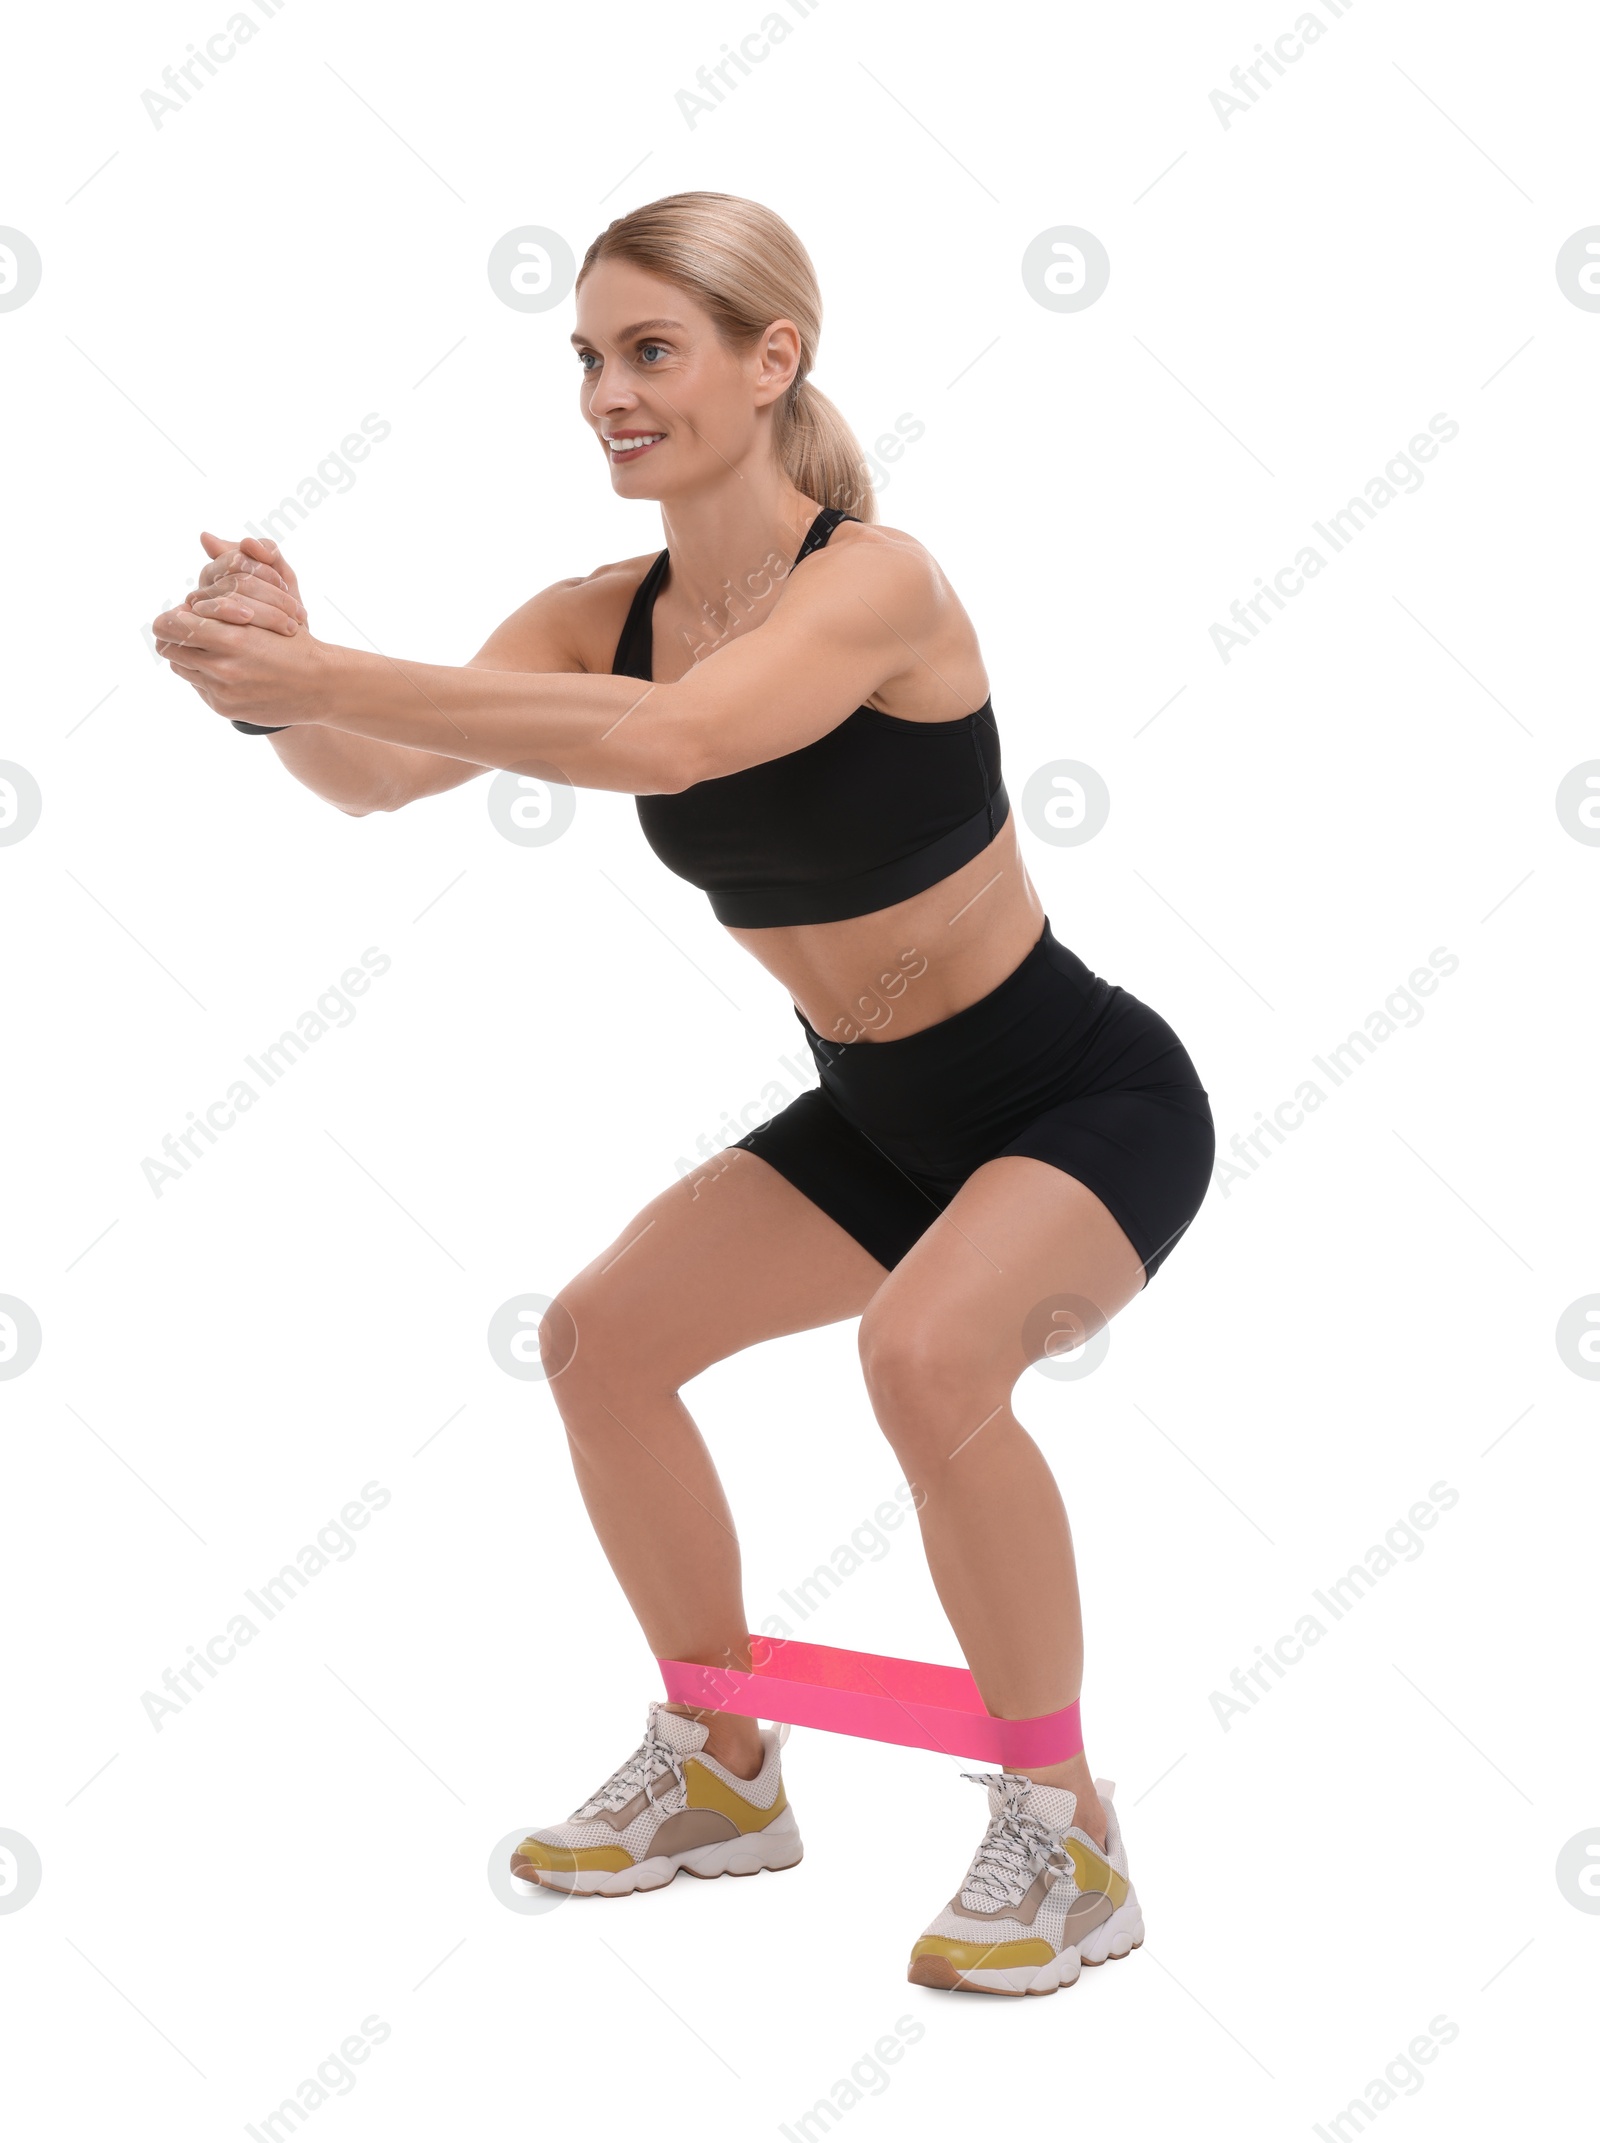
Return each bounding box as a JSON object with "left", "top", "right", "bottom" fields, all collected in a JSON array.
[{"left": 656, "top": 1636, "right": 1083, "bottom": 1767}]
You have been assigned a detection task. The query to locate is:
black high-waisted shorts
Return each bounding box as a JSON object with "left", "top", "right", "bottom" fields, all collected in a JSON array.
[{"left": 733, "top": 918, "right": 1215, "bottom": 1284}]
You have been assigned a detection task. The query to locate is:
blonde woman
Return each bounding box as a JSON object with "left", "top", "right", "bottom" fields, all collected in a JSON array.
[{"left": 153, "top": 191, "right": 1215, "bottom": 1997}]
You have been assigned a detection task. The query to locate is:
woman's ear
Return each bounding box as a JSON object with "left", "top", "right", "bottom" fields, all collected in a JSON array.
[{"left": 752, "top": 317, "right": 805, "bottom": 407}]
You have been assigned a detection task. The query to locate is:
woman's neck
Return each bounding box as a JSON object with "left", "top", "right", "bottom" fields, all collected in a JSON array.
[{"left": 656, "top": 480, "right": 823, "bottom": 623}]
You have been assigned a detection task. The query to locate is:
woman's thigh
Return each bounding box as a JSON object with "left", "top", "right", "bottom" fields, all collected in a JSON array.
[
  {"left": 542, "top": 1146, "right": 888, "bottom": 1395},
  {"left": 856, "top": 1155, "right": 1148, "bottom": 1422}
]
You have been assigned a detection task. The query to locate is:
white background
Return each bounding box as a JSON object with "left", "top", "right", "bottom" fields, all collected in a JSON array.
[{"left": 2, "top": 0, "right": 1596, "bottom": 2134}]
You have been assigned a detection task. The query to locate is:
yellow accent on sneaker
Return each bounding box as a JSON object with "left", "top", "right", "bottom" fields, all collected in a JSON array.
[
  {"left": 1062, "top": 1836, "right": 1129, "bottom": 1908},
  {"left": 910, "top": 1935, "right": 1056, "bottom": 1971},
  {"left": 513, "top": 1839, "right": 633, "bottom": 1874},
  {"left": 684, "top": 1759, "right": 788, "bottom": 1833}
]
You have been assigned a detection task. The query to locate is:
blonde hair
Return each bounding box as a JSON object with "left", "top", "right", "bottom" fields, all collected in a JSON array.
[{"left": 577, "top": 191, "right": 878, "bottom": 523}]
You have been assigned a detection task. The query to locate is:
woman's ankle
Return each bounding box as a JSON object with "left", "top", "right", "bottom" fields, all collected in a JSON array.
[
  {"left": 704, "top": 1729, "right": 764, "bottom": 1781},
  {"left": 1017, "top": 1753, "right": 1106, "bottom": 1850},
  {"left": 663, "top": 1704, "right": 764, "bottom": 1781}
]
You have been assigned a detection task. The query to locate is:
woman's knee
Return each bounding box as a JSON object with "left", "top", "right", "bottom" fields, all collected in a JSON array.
[
  {"left": 539, "top": 1269, "right": 656, "bottom": 1401},
  {"left": 537, "top": 1288, "right": 583, "bottom": 1386},
  {"left": 857, "top": 1300, "right": 1000, "bottom": 1457},
  {"left": 538, "top": 1267, "right": 715, "bottom": 1407}
]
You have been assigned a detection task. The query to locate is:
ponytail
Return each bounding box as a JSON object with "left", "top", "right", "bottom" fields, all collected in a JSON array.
[{"left": 780, "top": 378, "right": 878, "bottom": 523}]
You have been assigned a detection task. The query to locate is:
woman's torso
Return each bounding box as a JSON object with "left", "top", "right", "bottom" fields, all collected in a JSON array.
[{"left": 570, "top": 509, "right": 1046, "bottom": 1046}]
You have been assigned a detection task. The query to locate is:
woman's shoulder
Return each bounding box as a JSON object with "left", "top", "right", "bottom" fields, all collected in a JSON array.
[
  {"left": 811, "top": 513, "right": 952, "bottom": 590},
  {"left": 791, "top": 513, "right": 987, "bottom": 717},
  {"left": 787, "top": 512, "right": 955, "bottom": 623},
  {"left": 564, "top": 548, "right": 664, "bottom": 657},
  {"left": 472, "top": 549, "right": 661, "bottom": 675},
  {"left": 827, "top": 513, "right": 926, "bottom": 560}
]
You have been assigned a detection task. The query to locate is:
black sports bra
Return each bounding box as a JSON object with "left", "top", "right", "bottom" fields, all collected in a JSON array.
[{"left": 611, "top": 506, "right": 1009, "bottom": 928}]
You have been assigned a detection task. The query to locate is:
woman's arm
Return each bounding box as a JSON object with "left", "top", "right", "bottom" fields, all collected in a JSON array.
[
  {"left": 164, "top": 535, "right": 606, "bottom": 814},
  {"left": 156, "top": 535, "right": 947, "bottom": 796},
  {"left": 274, "top": 581, "right": 602, "bottom": 815}
]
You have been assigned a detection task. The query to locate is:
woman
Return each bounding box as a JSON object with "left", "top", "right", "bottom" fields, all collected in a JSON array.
[{"left": 153, "top": 191, "right": 1215, "bottom": 1998}]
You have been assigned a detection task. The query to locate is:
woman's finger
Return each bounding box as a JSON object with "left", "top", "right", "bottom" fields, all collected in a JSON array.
[
  {"left": 152, "top": 608, "right": 242, "bottom": 653},
  {"left": 237, "top": 535, "right": 302, "bottom": 597},
  {"left": 204, "top": 532, "right": 305, "bottom": 599},
  {"left": 198, "top": 554, "right": 290, "bottom": 597},
  {"left": 195, "top": 562, "right": 298, "bottom": 623},
  {"left": 191, "top": 592, "right": 299, "bottom": 636},
  {"left": 216, "top": 564, "right": 303, "bottom": 623},
  {"left": 197, "top": 533, "right": 308, "bottom": 620},
  {"left": 197, "top": 570, "right": 298, "bottom": 607},
  {"left": 164, "top": 658, "right": 224, "bottom": 709}
]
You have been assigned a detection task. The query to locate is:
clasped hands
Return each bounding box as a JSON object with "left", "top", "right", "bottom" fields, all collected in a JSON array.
[{"left": 151, "top": 533, "right": 331, "bottom": 726}]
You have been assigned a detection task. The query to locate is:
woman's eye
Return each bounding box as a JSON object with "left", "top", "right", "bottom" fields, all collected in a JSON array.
[
  {"left": 576, "top": 351, "right": 598, "bottom": 371},
  {"left": 638, "top": 343, "right": 666, "bottom": 364}
]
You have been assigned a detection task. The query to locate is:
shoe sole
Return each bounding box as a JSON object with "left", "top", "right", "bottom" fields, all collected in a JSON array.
[
  {"left": 513, "top": 1807, "right": 804, "bottom": 1898},
  {"left": 907, "top": 1896, "right": 1145, "bottom": 1996}
]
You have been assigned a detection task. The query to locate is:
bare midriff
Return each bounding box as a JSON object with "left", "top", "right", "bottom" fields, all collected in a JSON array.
[{"left": 726, "top": 815, "right": 1048, "bottom": 1048}]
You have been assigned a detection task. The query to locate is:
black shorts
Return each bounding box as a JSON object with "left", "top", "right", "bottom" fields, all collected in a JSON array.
[{"left": 733, "top": 918, "right": 1215, "bottom": 1284}]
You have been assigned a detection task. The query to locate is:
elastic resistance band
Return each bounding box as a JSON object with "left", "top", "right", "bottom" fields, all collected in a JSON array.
[{"left": 657, "top": 1636, "right": 1083, "bottom": 1768}]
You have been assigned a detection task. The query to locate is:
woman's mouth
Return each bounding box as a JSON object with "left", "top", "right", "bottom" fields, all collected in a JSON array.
[{"left": 605, "top": 431, "right": 664, "bottom": 464}]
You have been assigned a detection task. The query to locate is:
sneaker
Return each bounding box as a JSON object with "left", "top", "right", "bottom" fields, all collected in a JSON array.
[
  {"left": 907, "top": 1770, "right": 1143, "bottom": 1995},
  {"left": 510, "top": 1701, "right": 803, "bottom": 1897}
]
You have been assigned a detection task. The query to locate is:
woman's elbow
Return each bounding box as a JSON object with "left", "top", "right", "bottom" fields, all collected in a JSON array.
[
  {"left": 334, "top": 786, "right": 406, "bottom": 817},
  {"left": 650, "top": 705, "right": 717, "bottom": 793}
]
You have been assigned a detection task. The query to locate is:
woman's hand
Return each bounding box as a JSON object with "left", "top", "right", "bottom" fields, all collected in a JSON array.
[
  {"left": 152, "top": 600, "right": 335, "bottom": 727},
  {"left": 154, "top": 529, "right": 335, "bottom": 724},
  {"left": 186, "top": 530, "right": 307, "bottom": 634}
]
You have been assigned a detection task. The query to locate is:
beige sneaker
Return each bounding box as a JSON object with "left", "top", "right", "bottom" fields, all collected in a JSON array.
[
  {"left": 511, "top": 1702, "right": 802, "bottom": 1897},
  {"left": 908, "top": 1770, "right": 1143, "bottom": 1994}
]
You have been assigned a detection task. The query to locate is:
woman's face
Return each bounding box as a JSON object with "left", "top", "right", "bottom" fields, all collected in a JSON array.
[{"left": 571, "top": 258, "right": 801, "bottom": 499}]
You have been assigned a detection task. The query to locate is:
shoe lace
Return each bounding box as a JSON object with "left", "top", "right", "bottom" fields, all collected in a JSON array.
[
  {"left": 570, "top": 1720, "right": 687, "bottom": 1822},
  {"left": 957, "top": 1770, "right": 1067, "bottom": 1910}
]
